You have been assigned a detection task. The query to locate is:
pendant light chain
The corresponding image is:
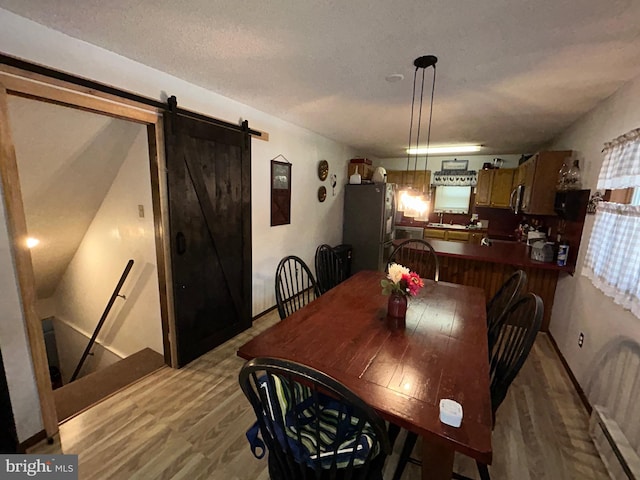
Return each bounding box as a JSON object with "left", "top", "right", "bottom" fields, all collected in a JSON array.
[
  {"left": 405, "top": 67, "right": 419, "bottom": 186},
  {"left": 423, "top": 64, "right": 436, "bottom": 193},
  {"left": 413, "top": 66, "right": 426, "bottom": 187},
  {"left": 399, "top": 54, "right": 438, "bottom": 220}
]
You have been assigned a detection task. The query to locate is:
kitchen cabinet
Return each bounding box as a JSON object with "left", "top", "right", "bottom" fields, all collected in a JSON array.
[
  {"left": 475, "top": 170, "right": 492, "bottom": 205},
  {"left": 513, "top": 161, "right": 528, "bottom": 186},
  {"left": 519, "top": 151, "right": 571, "bottom": 215},
  {"left": 423, "top": 229, "right": 447, "bottom": 240},
  {"left": 475, "top": 168, "right": 515, "bottom": 208},
  {"left": 386, "top": 170, "right": 431, "bottom": 192},
  {"left": 491, "top": 169, "right": 515, "bottom": 207},
  {"left": 468, "top": 232, "right": 484, "bottom": 244},
  {"left": 423, "top": 228, "right": 484, "bottom": 244},
  {"left": 447, "top": 230, "right": 471, "bottom": 242},
  {"left": 385, "top": 170, "right": 403, "bottom": 185}
]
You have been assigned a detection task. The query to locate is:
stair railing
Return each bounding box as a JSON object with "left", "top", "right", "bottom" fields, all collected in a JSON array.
[{"left": 69, "top": 259, "right": 134, "bottom": 382}]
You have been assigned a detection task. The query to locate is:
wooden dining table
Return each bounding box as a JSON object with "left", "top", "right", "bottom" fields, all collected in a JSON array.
[{"left": 237, "top": 270, "right": 492, "bottom": 480}]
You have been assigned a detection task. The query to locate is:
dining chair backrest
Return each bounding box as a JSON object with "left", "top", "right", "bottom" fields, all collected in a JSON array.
[
  {"left": 239, "top": 357, "right": 391, "bottom": 480},
  {"left": 275, "top": 255, "right": 321, "bottom": 320},
  {"left": 387, "top": 239, "right": 439, "bottom": 282},
  {"left": 489, "top": 293, "right": 543, "bottom": 422},
  {"left": 314, "top": 244, "right": 346, "bottom": 295},
  {"left": 486, "top": 270, "right": 528, "bottom": 352}
]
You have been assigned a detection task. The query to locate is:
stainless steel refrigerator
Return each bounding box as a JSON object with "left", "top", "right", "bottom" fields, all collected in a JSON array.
[{"left": 342, "top": 183, "right": 396, "bottom": 273}]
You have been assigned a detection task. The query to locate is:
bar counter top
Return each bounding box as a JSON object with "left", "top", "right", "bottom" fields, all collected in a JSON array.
[{"left": 393, "top": 238, "right": 575, "bottom": 274}]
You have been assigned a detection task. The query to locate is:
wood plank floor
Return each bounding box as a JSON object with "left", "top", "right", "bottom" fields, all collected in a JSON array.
[{"left": 31, "top": 309, "right": 608, "bottom": 479}]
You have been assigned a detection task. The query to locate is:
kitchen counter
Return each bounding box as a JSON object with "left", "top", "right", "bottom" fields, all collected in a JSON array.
[
  {"left": 393, "top": 238, "right": 573, "bottom": 273},
  {"left": 427, "top": 239, "right": 574, "bottom": 273},
  {"left": 396, "top": 222, "right": 489, "bottom": 244},
  {"left": 396, "top": 221, "right": 488, "bottom": 232},
  {"left": 427, "top": 223, "right": 486, "bottom": 231},
  {"left": 391, "top": 238, "right": 572, "bottom": 331}
]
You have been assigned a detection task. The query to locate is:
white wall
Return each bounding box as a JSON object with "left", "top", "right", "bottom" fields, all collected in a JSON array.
[
  {"left": 0, "top": 8, "right": 358, "bottom": 438},
  {"left": 547, "top": 73, "right": 640, "bottom": 413},
  {"left": 251, "top": 130, "right": 355, "bottom": 312},
  {"left": 0, "top": 183, "right": 44, "bottom": 441},
  {"left": 376, "top": 154, "right": 523, "bottom": 173},
  {"left": 52, "top": 123, "right": 163, "bottom": 379},
  {"left": 52, "top": 319, "right": 122, "bottom": 385},
  {"left": 0, "top": 9, "right": 357, "bottom": 315}
]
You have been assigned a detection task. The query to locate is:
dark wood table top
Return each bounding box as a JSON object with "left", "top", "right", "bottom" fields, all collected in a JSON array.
[{"left": 237, "top": 270, "right": 493, "bottom": 465}]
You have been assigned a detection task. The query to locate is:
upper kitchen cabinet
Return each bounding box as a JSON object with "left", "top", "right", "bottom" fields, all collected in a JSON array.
[
  {"left": 475, "top": 168, "right": 515, "bottom": 208},
  {"left": 386, "top": 170, "right": 431, "bottom": 191},
  {"left": 513, "top": 160, "right": 529, "bottom": 186},
  {"left": 519, "top": 151, "right": 572, "bottom": 215}
]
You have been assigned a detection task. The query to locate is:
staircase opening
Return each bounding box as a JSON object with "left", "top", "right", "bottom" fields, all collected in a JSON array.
[{"left": 7, "top": 95, "right": 167, "bottom": 422}]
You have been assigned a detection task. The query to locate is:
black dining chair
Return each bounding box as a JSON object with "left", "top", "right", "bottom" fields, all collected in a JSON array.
[
  {"left": 387, "top": 239, "right": 439, "bottom": 281},
  {"left": 314, "top": 244, "right": 346, "bottom": 295},
  {"left": 239, "top": 357, "right": 391, "bottom": 480},
  {"left": 391, "top": 293, "right": 543, "bottom": 480},
  {"left": 275, "top": 255, "right": 321, "bottom": 320},
  {"left": 486, "top": 270, "right": 527, "bottom": 352}
]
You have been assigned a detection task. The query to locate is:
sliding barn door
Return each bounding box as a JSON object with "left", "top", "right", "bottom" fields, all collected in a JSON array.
[{"left": 164, "top": 110, "right": 252, "bottom": 367}]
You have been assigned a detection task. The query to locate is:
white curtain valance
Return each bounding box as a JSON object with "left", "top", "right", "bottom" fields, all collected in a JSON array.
[
  {"left": 583, "top": 201, "right": 640, "bottom": 319},
  {"left": 598, "top": 128, "right": 640, "bottom": 190}
]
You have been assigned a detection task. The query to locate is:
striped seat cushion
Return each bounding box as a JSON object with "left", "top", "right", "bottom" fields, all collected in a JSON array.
[{"left": 247, "top": 374, "right": 380, "bottom": 469}]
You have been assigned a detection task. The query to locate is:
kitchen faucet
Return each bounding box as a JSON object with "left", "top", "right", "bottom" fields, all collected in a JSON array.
[{"left": 438, "top": 212, "right": 444, "bottom": 224}]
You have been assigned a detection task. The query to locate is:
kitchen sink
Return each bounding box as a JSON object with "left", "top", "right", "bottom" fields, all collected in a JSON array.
[{"left": 427, "top": 223, "right": 467, "bottom": 230}]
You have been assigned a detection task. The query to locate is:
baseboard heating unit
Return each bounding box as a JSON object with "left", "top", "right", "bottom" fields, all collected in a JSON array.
[{"left": 589, "top": 405, "right": 640, "bottom": 479}]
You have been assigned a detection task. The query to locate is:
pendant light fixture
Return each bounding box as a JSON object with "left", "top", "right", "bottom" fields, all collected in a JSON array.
[{"left": 398, "top": 55, "right": 437, "bottom": 220}]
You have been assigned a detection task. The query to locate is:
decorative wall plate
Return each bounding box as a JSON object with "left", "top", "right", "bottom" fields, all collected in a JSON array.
[
  {"left": 318, "top": 186, "right": 327, "bottom": 202},
  {"left": 318, "top": 160, "right": 329, "bottom": 181}
]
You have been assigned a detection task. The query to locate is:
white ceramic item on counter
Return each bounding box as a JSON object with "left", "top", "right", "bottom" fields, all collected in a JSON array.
[
  {"left": 349, "top": 165, "right": 362, "bottom": 184},
  {"left": 372, "top": 167, "right": 386, "bottom": 183}
]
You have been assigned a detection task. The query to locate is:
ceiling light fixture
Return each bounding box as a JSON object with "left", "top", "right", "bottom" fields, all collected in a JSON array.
[
  {"left": 398, "top": 55, "right": 438, "bottom": 220},
  {"left": 407, "top": 144, "right": 483, "bottom": 155},
  {"left": 385, "top": 73, "right": 405, "bottom": 83},
  {"left": 26, "top": 237, "right": 40, "bottom": 248}
]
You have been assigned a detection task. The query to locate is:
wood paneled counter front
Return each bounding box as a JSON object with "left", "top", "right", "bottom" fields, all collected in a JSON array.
[{"left": 392, "top": 239, "right": 570, "bottom": 331}]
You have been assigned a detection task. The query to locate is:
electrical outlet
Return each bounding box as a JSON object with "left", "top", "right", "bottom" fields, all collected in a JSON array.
[{"left": 578, "top": 332, "right": 584, "bottom": 348}]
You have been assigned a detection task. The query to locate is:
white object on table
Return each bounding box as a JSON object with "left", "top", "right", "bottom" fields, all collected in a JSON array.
[{"left": 439, "top": 399, "right": 463, "bottom": 427}]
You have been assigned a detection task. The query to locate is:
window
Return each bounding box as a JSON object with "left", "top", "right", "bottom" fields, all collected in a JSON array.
[
  {"left": 433, "top": 186, "right": 471, "bottom": 214},
  {"left": 583, "top": 128, "right": 640, "bottom": 319}
]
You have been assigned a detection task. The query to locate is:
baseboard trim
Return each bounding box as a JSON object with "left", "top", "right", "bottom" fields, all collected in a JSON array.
[
  {"left": 18, "top": 429, "right": 47, "bottom": 453},
  {"left": 545, "top": 332, "right": 592, "bottom": 415},
  {"left": 253, "top": 304, "right": 277, "bottom": 321}
]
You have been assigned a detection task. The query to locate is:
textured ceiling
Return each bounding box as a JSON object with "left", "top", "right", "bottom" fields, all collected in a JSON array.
[
  {"left": 2, "top": 1, "right": 640, "bottom": 158},
  {"left": 9, "top": 96, "right": 141, "bottom": 298}
]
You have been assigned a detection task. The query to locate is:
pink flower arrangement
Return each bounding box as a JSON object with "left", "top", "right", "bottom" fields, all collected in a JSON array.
[{"left": 381, "top": 263, "right": 425, "bottom": 297}]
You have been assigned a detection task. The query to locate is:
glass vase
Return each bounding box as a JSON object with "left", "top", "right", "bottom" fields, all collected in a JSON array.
[
  {"left": 387, "top": 292, "right": 408, "bottom": 327},
  {"left": 557, "top": 162, "right": 569, "bottom": 190},
  {"left": 566, "top": 160, "right": 582, "bottom": 190}
]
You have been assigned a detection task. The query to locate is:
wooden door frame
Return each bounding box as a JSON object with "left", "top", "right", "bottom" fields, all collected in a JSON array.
[{"left": 0, "top": 64, "right": 177, "bottom": 439}]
